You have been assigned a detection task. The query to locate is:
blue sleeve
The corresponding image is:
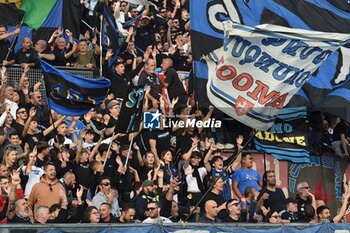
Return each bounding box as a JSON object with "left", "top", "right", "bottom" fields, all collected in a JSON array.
[{"left": 232, "top": 169, "right": 240, "bottom": 182}]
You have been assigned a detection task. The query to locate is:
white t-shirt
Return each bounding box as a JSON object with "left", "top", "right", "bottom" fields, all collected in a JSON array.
[
  {"left": 185, "top": 165, "right": 207, "bottom": 193},
  {"left": 142, "top": 216, "right": 172, "bottom": 224},
  {"left": 22, "top": 165, "right": 44, "bottom": 196}
]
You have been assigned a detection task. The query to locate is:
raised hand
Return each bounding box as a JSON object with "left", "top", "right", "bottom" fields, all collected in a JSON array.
[{"left": 236, "top": 135, "right": 244, "bottom": 146}]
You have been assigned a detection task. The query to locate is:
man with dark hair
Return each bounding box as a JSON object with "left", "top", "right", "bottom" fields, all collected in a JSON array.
[
  {"left": 105, "top": 45, "right": 145, "bottom": 99},
  {"left": 35, "top": 141, "right": 51, "bottom": 168},
  {"left": 142, "top": 201, "right": 172, "bottom": 223},
  {"left": 117, "top": 203, "right": 136, "bottom": 223},
  {"left": 232, "top": 153, "right": 262, "bottom": 199},
  {"left": 317, "top": 191, "right": 350, "bottom": 223},
  {"left": 280, "top": 198, "right": 300, "bottom": 223},
  {"left": 204, "top": 176, "right": 227, "bottom": 220},
  {"left": 0, "top": 25, "right": 20, "bottom": 65},
  {"left": 92, "top": 176, "right": 121, "bottom": 217},
  {"left": 257, "top": 170, "right": 286, "bottom": 213},
  {"left": 99, "top": 202, "right": 118, "bottom": 223},
  {"left": 27, "top": 163, "right": 65, "bottom": 222},
  {"left": 222, "top": 198, "right": 247, "bottom": 222}
]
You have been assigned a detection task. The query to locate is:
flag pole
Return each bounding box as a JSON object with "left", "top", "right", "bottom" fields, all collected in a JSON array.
[
  {"left": 103, "top": 132, "right": 114, "bottom": 167},
  {"left": 184, "top": 133, "right": 255, "bottom": 222},
  {"left": 5, "top": 13, "right": 26, "bottom": 61},
  {"left": 124, "top": 135, "right": 134, "bottom": 169},
  {"left": 99, "top": 14, "right": 103, "bottom": 77}
]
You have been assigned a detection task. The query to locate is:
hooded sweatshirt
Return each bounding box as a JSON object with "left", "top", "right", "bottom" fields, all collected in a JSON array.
[{"left": 27, "top": 176, "right": 64, "bottom": 221}]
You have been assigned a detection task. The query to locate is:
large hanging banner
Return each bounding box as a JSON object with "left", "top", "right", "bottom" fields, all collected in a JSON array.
[
  {"left": 205, "top": 21, "right": 350, "bottom": 130},
  {"left": 191, "top": 0, "right": 350, "bottom": 125}
]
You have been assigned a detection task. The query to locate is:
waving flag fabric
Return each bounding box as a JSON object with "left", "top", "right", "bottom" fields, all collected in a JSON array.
[
  {"left": 41, "top": 60, "right": 111, "bottom": 116},
  {"left": 191, "top": 0, "right": 350, "bottom": 125},
  {"left": 205, "top": 21, "right": 350, "bottom": 130}
]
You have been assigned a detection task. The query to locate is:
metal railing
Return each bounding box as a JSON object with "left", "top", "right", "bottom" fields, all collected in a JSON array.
[
  {"left": 0, "top": 222, "right": 332, "bottom": 232},
  {"left": 0, "top": 65, "right": 94, "bottom": 100}
]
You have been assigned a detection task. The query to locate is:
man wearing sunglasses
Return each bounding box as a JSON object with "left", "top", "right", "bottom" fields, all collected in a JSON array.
[
  {"left": 142, "top": 201, "right": 172, "bottom": 223},
  {"left": 222, "top": 199, "right": 247, "bottom": 222},
  {"left": 92, "top": 176, "right": 121, "bottom": 217}
]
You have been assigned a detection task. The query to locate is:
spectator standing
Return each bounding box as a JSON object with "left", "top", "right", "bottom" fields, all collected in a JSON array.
[{"left": 232, "top": 153, "right": 262, "bottom": 200}]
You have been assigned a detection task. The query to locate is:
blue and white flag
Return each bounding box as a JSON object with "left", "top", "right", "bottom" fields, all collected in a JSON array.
[
  {"left": 205, "top": 21, "right": 350, "bottom": 130},
  {"left": 191, "top": 0, "right": 350, "bottom": 127}
]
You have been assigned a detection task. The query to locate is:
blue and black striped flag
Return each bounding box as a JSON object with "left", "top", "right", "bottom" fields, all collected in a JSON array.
[{"left": 40, "top": 59, "right": 111, "bottom": 116}]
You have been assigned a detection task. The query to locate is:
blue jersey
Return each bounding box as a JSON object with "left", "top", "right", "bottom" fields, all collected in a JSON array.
[
  {"left": 211, "top": 168, "right": 231, "bottom": 201},
  {"left": 232, "top": 168, "right": 262, "bottom": 195}
]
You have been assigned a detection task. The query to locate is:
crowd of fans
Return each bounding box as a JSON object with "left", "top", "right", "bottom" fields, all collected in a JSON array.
[{"left": 0, "top": 0, "right": 350, "bottom": 225}]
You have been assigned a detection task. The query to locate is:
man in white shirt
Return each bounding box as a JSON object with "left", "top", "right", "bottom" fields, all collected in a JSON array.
[{"left": 142, "top": 201, "right": 172, "bottom": 224}]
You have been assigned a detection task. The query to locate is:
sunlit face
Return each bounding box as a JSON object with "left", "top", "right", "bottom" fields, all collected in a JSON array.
[
  {"left": 57, "top": 123, "right": 67, "bottom": 135},
  {"left": 7, "top": 150, "right": 17, "bottom": 164},
  {"left": 5, "top": 114, "right": 13, "bottom": 125},
  {"left": 146, "top": 153, "right": 155, "bottom": 165},
  {"left": 319, "top": 209, "right": 331, "bottom": 221},
  {"left": 13, "top": 92, "right": 20, "bottom": 103},
  {"left": 227, "top": 200, "right": 241, "bottom": 216},
  {"left": 22, "top": 38, "right": 32, "bottom": 50},
  {"left": 44, "top": 165, "right": 57, "bottom": 180},
  {"left": 99, "top": 204, "right": 110, "bottom": 219},
  {"left": 124, "top": 209, "right": 135, "bottom": 223},
  {"left": 15, "top": 199, "right": 29, "bottom": 217},
  {"left": 5, "top": 86, "right": 14, "bottom": 100},
  {"left": 213, "top": 158, "right": 223, "bottom": 170},
  {"left": 57, "top": 38, "right": 66, "bottom": 49},
  {"left": 145, "top": 59, "right": 156, "bottom": 73},
  {"left": 163, "top": 151, "right": 172, "bottom": 163},
  {"left": 32, "top": 92, "right": 43, "bottom": 105},
  {"left": 79, "top": 41, "right": 88, "bottom": 53},
  {"left": 115, "top": 63, "right": 125, "bottom": 75},
  {"left": 9, "top": 135, "right": 20, "bottom": 145},
  {"left": 89, "top": 208, "right": 100, "bottom": 223}
]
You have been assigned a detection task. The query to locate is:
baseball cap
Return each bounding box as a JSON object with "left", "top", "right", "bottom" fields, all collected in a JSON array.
[{"left": 142, "top": 180, "right": 155, "bottom": 188}]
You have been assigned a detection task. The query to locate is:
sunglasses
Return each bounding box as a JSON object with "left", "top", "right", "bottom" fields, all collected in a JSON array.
[
  {"left": 147, "top": 207, "right": 157, "bottom": 211},
  {"left": 101, "top": 182, "right": 111, "bottom": 186}
]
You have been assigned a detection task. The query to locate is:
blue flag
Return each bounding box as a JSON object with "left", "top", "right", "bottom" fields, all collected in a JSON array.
[
  {"left": 40, "top": 60, "right": 111, "bottom": 116},
  {"left": 103, "top": 6, "right": 125, "bottom": 69}
]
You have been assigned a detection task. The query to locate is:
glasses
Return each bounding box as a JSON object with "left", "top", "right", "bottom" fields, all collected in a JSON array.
[
  {"left": 101, "top": 182, "right": 111, "bottom": 186},
  {"left": 147, "top": 207, "right": 157, "bottom": 211},
  {"left": 302, "top": 186, "right": 310, "bottom": 190},
  {"left": 36, "top": 96, "right": 42, "bottom": 99}
]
